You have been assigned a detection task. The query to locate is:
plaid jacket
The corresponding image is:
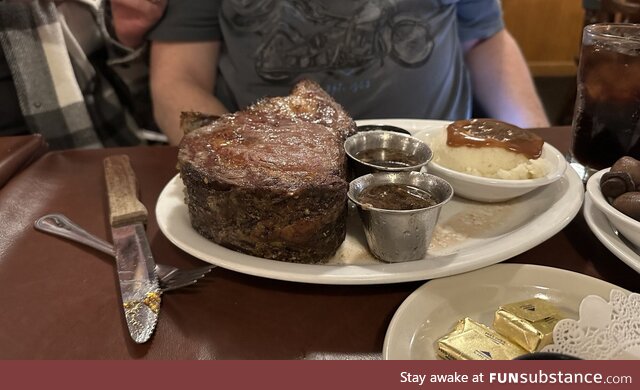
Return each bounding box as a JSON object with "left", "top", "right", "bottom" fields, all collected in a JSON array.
[{"left": 0, "top": 0, "right": 146, "bottom": 149}]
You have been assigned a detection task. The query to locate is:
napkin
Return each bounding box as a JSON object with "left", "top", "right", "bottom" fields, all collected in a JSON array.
[
  {"left": 0, "top": 134, "right": 49, "bottom": 188},
  {"left": 542, "top": 289, "right": 640, "bottom": 359}
]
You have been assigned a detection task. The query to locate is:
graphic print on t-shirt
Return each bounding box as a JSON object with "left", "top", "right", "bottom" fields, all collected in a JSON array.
[{"left": 222, "top": 0, "right": 434, "bottom": 82}]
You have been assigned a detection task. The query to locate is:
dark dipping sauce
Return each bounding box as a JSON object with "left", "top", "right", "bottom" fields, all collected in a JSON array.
[
  {"left": 354, "top": 148, "right": 422, "bottom": 168},
  {"left": 357, "top": 183, "right": 438, "bottom": 210}
]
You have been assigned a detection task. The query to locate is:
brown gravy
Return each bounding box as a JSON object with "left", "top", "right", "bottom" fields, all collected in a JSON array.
[
  {"left": 354, "top": 148, "right": 422, "bottom": 168},
  {"left": 357, "top": 184, "right": 438, "bottom": 210},
  {"left": 447, "top": 118, "right": 544, "bottom": 159}
]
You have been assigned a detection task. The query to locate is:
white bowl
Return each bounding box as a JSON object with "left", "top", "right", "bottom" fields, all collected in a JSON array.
[
  {"left": 426, "top": 143, "right": 567, "bottom": 202},
  {"left": 586, "top": 168, "right": 640, "bottom": 248}
]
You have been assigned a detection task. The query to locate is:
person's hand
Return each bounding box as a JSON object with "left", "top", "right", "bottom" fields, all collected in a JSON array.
[{"left": 110, "top": 0, "right": 167, "bottom": 48}]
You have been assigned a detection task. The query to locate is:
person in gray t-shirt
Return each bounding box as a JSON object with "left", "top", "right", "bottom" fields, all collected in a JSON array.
[{"left": 149, "top": 0, "right": 549, "bottom": 145}]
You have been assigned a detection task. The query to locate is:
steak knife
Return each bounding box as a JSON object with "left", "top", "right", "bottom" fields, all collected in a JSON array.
[{"left": 104, "top": 155, "right": 161, "bottom": 343}]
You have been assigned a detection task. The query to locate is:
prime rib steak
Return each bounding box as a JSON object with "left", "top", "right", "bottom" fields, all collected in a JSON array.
[{"left": 178, "top": 80, "right": 357, "bottom": 263}]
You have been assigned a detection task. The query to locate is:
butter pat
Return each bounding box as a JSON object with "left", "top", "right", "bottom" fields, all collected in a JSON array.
[
  {"left": 493, "top": 298, "right": 565, "bottom": 352},
  {"left": 437, "top": 318, "right": 527, "bottom": 360}
]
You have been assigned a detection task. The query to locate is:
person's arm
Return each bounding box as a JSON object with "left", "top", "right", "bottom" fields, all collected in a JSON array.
[
  {"left": 463, "top": 29, "right": 550, "bottom": 128},
  {"left": 150, "top": 41, "right": 228, "bottom": 145}
]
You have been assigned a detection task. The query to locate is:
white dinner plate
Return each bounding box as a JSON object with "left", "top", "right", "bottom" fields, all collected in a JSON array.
[
  {"left": 382, "top": 263, "right": 625, "bottom": 359},
  {"left": 156, "top": 119, "right": 584, "bottom": 285},
  {"left": 584, "top": 193, "right": 640, "bottom": 273}
]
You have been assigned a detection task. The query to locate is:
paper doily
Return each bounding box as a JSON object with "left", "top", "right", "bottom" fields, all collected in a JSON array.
[{"left": 542, "top": 289, "right": 640, "bottom": 360}]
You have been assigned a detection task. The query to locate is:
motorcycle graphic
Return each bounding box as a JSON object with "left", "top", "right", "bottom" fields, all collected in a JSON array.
[{"left": 223, "top": 0, "right": 434, "bottom": 82}]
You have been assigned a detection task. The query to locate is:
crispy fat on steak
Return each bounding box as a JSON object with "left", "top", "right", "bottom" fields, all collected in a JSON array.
[{"left": 178, "top": 80, "right": 357, "bottom": 263}]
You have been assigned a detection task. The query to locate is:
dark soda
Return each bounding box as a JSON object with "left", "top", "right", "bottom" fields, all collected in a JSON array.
[{"left": 571, "top": 39, "right": 640, "bottom": 170}]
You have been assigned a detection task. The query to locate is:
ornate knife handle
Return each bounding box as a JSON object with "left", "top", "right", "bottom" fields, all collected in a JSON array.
[{"left": 103, "top": 155, "right": 147, "bottom": 227}]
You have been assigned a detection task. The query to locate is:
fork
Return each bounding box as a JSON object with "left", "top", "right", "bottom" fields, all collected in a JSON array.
[{"left": 34, "top": 213, "right": 215, "bottom": 292}]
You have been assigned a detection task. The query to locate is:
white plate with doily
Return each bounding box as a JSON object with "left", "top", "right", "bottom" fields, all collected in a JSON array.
[
  {"left": 383, "top": 263, "right": 628, "bottom": 359},
  {"left": 156, "top": 119, "right": 583, "bottom": 285},
  {"left": 542, "top": 288, "right": 640, "bottom": 360}
]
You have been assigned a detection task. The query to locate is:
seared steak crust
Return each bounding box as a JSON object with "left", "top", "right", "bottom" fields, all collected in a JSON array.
[{"left": 178, "top": 80, "right": 356, "bottom": 263}]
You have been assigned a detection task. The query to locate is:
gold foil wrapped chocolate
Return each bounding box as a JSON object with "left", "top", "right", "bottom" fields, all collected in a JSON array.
[
  {"left": 493, "top": 298, "right": 565, "bottom": 352},
  {"left": 437, "top": 318, "right": 526, "bottom": 360}
]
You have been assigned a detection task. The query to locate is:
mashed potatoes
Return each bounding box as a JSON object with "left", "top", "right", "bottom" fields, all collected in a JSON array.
[{"left": 430, "top": 132, "right": 551, "bottom": 180}]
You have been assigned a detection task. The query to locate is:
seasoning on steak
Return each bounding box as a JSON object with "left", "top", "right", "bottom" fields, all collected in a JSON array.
[{"left": 178, "top": 80, "right": 357, "bottom": 263}]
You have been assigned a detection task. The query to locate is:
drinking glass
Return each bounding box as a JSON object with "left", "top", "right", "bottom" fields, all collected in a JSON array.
[{"left": 569, "top": 23, "right": 640, "bottom": 181}]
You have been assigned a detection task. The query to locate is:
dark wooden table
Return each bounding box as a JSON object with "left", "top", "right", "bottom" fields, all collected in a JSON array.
[{"left": 0, "top": 127, "right": 638, "bottom": 359}]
